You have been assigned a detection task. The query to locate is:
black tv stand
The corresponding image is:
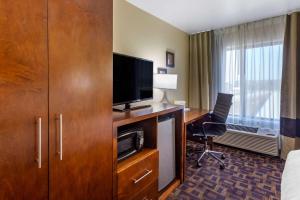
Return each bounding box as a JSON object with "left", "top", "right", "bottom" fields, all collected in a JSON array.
[{"left": 113, "top": 103, "right": 152, "bottom": 112}]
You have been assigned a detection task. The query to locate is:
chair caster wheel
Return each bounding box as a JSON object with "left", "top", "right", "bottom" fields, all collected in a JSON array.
[
  {"left": 221, "top": 154, "right": 225, "bottom": 159},
  {"left": 220, "top": 164, "right": 225, "bottom": 170},
  {"left": 197, "top": 162, "right": 202, "bottom": 168}
]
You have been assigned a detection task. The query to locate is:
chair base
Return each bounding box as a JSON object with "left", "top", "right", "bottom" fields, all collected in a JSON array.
[{"left": 197, "top": 148, "right": 226, "bottom": 169}]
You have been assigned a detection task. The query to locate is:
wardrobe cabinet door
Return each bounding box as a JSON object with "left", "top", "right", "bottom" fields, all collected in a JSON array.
[
  {"left": 0, "top": 0, "right": 49, "bottom": 199},
  {"left": 48, "top": 0, "right": 112, "bottom": 199}
]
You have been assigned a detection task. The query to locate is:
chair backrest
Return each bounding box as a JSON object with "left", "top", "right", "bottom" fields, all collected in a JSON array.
[{"left": 212, "top": 93, "right": 233, "bottom": 123}]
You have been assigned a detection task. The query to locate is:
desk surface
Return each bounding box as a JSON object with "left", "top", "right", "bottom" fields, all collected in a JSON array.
[
  {"left": 113, "top": 103, "right": 184, "bottom": 127},
  {"left": 184, "top": 108, "right": 208, "bottom": 124}
]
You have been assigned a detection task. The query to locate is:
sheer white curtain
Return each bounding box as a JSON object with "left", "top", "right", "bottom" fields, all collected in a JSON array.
[{"left": 212, "top": 16, "right": 286, "bottom": 129}]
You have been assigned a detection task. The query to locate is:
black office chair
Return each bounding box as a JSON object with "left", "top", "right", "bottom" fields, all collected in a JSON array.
[{"left": 188, "top": 93, "right": 233, "bottom": 169}]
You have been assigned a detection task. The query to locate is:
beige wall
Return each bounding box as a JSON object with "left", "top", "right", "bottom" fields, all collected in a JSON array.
[{"left": 113, "top": 0, "right": 189, "bottom": 103}]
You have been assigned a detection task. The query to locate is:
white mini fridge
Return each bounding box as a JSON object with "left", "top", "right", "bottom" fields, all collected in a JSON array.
[{"left": 157, "top": 116, "right": 176, "bottom": 191}]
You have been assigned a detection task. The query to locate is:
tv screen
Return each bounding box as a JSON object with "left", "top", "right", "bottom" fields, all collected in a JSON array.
[{"left": 113, "top": 53, "right": 153, "bottom": 105}]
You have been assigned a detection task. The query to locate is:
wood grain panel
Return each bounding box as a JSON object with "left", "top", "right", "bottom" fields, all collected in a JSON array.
[
  {"left": 133, "top": 181, "right": 158, "bottom": 200},
  {"left": 0, "top": 0, "right": 49, "bottom": 199},
  {"left": 174, "top": 110, "right": 184, "bottom": 182},
  {"left": 118, "top": 150, "right": 158, "bottom": 200},
  {"left": 48, "top": 0, "right": 112, "bottom": 199}
]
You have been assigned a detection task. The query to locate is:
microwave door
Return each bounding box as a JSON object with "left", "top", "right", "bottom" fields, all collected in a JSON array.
[{"left": 117, "top": 131, "right": 137, "bottom": 161}]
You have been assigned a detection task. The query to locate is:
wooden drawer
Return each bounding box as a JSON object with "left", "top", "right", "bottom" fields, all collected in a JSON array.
[
  {"left": 117, "top": 150, "right": 158, "bottom": 200},
  {"left": 132, "top": 181, "right": 158, "bottom": 200}
]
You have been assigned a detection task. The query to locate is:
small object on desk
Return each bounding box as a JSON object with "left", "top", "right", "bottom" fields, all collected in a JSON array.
[
  {"left": 174, "top": 100, "right": 190, "bottom": 111},
  {"left": 174, "top": 100, "right": 186, "bottom": 107},
  {"left": 157, "top": 67, "right": 168, "bottom": 74}
]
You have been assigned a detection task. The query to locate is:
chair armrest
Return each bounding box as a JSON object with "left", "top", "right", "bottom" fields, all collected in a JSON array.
[
  {"left": 202, "top": 122, "right": 227, "bottom": 126},
  {"left": 192, "top": 133, "right": 204, "bottom": 137}
]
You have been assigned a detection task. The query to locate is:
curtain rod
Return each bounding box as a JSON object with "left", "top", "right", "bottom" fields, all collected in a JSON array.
[
  {"left": 288, "top": 9, "right": 300, "bottom": 15},
  {"left": 192, "top": 9, "right": 300, "bottom": 35},
  {"left": 192, "top": 29, "right": 212, "bottom": 35}
]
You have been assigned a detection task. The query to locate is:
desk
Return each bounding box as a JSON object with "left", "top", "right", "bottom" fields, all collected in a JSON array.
[
  {"left": 183, "top": 108, "right": 208, "bottom": 179},
  {"left": 184, "top": 108, "right": 209, "bottom": 125}
]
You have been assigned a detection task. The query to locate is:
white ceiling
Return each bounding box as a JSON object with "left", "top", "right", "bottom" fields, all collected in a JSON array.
[{"left": 127, "top": 0, "right": 300, "bottom": 34}]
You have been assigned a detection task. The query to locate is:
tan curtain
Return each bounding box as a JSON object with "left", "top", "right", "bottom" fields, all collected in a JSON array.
[
  {"left": 280, "top": 12, "right": 300, "bottom": 159},
  {"left": 188, "top": 31, "right": 213, "bottom": 110}
]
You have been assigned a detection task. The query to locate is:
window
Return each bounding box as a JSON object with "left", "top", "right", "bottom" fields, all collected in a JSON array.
[
  {"left": 222, "top": 44, "right": 283, "bottom": 129},
  {"left": 212, "top": 16, "right": 286, "bottom": 129}
]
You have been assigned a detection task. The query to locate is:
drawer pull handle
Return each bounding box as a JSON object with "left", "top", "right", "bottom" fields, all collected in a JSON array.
[{"left": 132, "top": 169, "right": 153, "bottom": 184}]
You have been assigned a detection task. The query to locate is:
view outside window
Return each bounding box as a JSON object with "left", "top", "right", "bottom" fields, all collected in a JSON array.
[{"left": 222, "top": 44, "right": 283, "bottom": 129}]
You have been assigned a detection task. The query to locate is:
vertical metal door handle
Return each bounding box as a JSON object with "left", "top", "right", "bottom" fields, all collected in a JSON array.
[
  {"left": 58, "top": 114, "right": 63, "bottom": 161},
  {"left": 37, "top": 117, "right": 42, "bottom": 169}
]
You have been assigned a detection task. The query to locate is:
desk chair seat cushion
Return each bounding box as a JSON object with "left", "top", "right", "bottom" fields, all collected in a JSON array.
[{"left": 191, "top": 122, "right": 227, "bottom": 137}]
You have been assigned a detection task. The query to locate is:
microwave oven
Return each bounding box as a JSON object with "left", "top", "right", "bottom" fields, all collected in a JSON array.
[{"left": 117, "top": 128, "right": 144, "bottom": 161}]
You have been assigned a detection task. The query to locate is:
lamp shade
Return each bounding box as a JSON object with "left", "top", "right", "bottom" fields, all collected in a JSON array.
[{"left": 154, "top": 74, "right": 177, "bottom": 90}]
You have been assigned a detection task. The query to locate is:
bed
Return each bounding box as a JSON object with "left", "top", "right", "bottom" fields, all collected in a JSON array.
[{"left": 281, "top": 150, "right": 300, "bottom": 200}]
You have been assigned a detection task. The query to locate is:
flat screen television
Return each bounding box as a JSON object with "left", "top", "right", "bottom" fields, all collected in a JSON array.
[{"left": 113, "top": 53, "right": 153, "bottom": 110}]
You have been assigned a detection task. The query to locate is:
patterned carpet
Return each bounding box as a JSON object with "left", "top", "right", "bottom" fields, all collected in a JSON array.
[{"left": 168, "top": 142, "right": 285, "bottom": 200}]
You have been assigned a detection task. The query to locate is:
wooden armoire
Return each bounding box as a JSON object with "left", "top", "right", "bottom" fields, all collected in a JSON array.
[{"left": 0, "top": 0, "right": 112, "bottom": 199}]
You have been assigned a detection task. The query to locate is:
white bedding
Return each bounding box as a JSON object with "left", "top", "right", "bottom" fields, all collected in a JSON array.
[{"left": 281, "top": 150, "right": 300, "bottom": 200}]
